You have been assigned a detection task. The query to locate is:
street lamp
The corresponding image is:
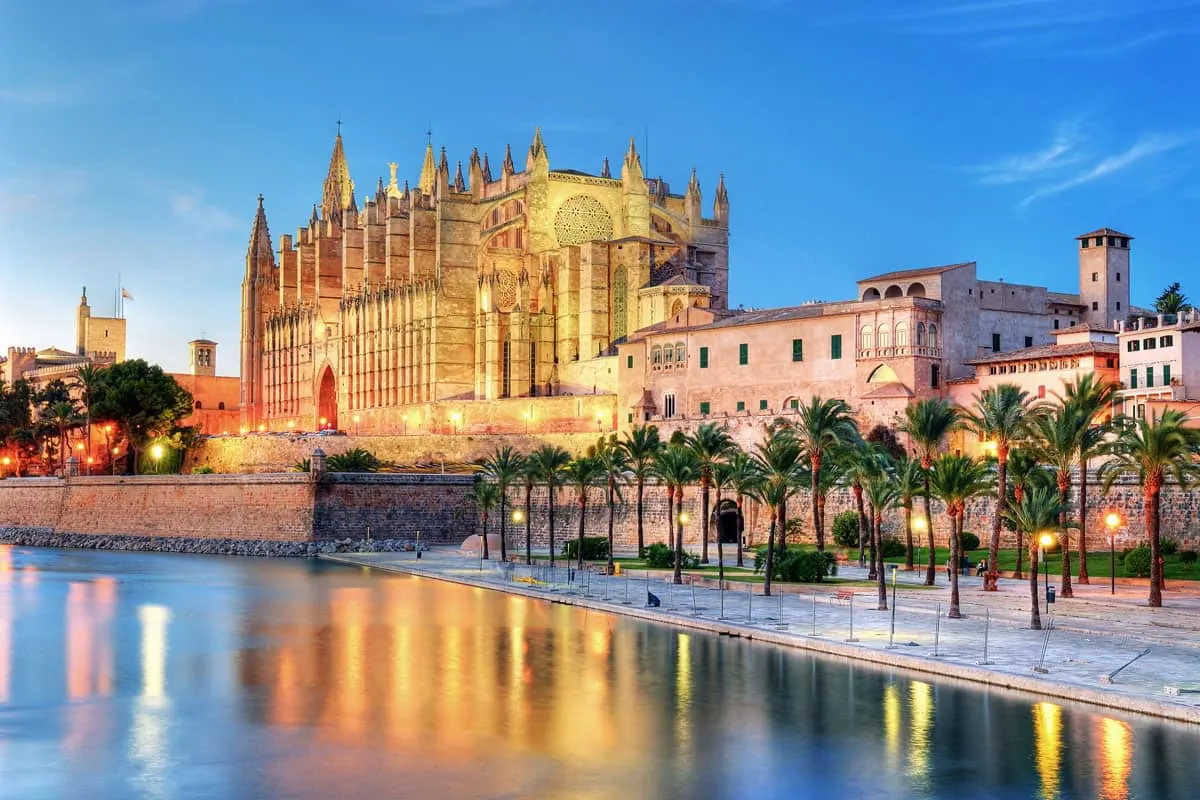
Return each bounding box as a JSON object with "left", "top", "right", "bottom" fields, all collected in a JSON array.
[
  {"left": 912, "top": 515, "right": 927, "bottom": 573},
  {"left": 151, "top": 443, "right": 164, "bottom": 474},
  {"left": 86, "top": 456, "right": 94, "bottom": 476},
  {"left": 111, "top": 447, "right": 119, "bottom": 475},
  {"left": 595, "top": 411, "right": 604, "bottom": 432},
  {"left": 353, "top": 415, "right": 360, "bottom": 436},
  {"left": 522, "top": 409, "right": 531, "bottom": 434},
  {"left": 1, "top": 456, "right": 10, "bottom": 478},
  {"left": 1105, "top": 511, "right": 1122, "bottom": 596},
  {"left": 401, "top": 414, "right": 408, "bottom": 436},
  {"left": 451, "top": 411, "right": 462, "bottom": 435},
  {"left": 1039, "top": 532, "right": 1055, "bottom": 613}
]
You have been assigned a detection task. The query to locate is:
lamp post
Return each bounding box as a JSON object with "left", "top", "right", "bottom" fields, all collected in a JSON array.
[
  {"left": 1105, "top": 512, "right": 1122, "bottom": 596},
  {"left": 1, "top": 456, "right": 10, "bottom": 478},
  {"left": 353, "top": 415, "right": 360, "bottom": 436},
  {"left": 86, "top": 456, "right": 94, "bottom": 476},
  {"left": 401, "top": 414, "right": 408, "bottom": 436},
  {"left": 451, "top": 411, "right": 462, "bottom": 435},
  {"left": 1039, "top": 532, "right": 1055, "bottom": 613},
  {"left": 595, "top": 411, "right": 603, "bottom": 433},
  {"left": 111, "top": 447, "right": 119, "bottom": 475},
  {"left": 151, "top": 443, "right": 164, "bottom": 475},
  {"left": 913, "top": 515, "right": 927, "bottom": 577},
  {"left": 522, "top": 409, "right": 531, "bottom": 435}
]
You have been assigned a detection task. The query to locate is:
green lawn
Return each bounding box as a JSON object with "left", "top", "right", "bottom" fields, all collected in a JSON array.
[{"left": 882, "top": 546, "right": 1200, "bottom": 581}]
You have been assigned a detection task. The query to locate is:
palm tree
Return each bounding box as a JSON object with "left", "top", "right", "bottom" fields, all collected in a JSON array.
[
  {"left": 838, "top": 440, "right": 884, "bottom": 573},
  {"left": 929, "top": 454, "right": 992, "bottom": 618},
  {"left": 1100, "top": 410, "right": 1200, "bottom": 607},
  {"left": 684, "top": 422, "right": 735, "bottom": 564},
  {"left": 71, "top": 363, "right": 105, "bottom": 464},
  {"left": 863, "top": 467, "right": 899, "bottom": 610},
  {"left": 726, "top": 451, "right": 762, "bottom": 567},
  {"left": 521, "top": 458, "right": 538, "bottom": 565},
  {"left": 794, "top": 397, "right": 859, "bottom": 551},
  {"left": 1060, "top": 373, "right": 1116, "bottom": 585},
  {"left": 594, "top": 437, "right": 629, "bottom": 574},
  {"left": 901, "top": 398, "right": 960, "bottom": 586},
  {"left": 482, "top": 445, "right": 525, "bottom": 564},
  {"left": 751, "top": 427, "right": 804, "bottom": 597},
  {"left": 1028, "top": 406, "right": 1087, "bottom": 599},
  {"left": 1003, "top": 486, "right": 1072, "bottom": 630},
  {"left": 470, "top": 478, "right": 501, "bottom": 561},
  {"left": 895, "top": 456, "right": 924, "bottom": 570},
  {"left": 44, "top": 400, "right": 80, "bottom": 471},
  {"left": 620, "top": 425, "right": 664, "bottom": 558},
  {"left": 652, "top": 444, "right": 698, "bottom": 584},
  {"left": 529, "top": 444, "right": 571, "bottom": 568},
  {"left": 1005, "top": 448, "right": 1050, "bottom": 580},
  {"left": 562, "top": 454, "right": 604, "bottom": 570},
  {"left": 962, "top": 383, "right": 1034, "bottom": 591},
  {"left": 1153, "top": 281, "right": 1191, "bottom": 314}
]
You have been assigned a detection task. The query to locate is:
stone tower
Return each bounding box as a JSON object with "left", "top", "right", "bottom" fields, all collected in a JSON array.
[
  {"left": 189, "top": 339, "right": 217, "bottom": 377},
  {"left": 240, "top": 194, "right": 276, "bottom": 429},
  {"left": 76, "top": 287, "right": 90, "bottom": 356},
  {"left": 1077, "top": 227, "right": 1131, "bottom": 327}
]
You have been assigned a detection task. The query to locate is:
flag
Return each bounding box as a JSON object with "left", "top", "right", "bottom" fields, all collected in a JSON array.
[{"left": 121, "top": 288, "right": 134, "bottom": 301}]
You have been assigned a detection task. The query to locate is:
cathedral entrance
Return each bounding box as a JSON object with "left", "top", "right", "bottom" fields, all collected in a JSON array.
[{"left": 317, "top": 366, "right": 338, "bottom": 430}]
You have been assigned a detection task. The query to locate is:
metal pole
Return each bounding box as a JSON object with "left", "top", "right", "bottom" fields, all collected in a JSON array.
[
  {"left": 931, "top": 602, "right": 942, "bottom": 657},
  {"left": 747, "top": 584, "right": 753, "bottom": 622},
  {"left": 1043, "top": 548, "right": 1049, "bottom": 614},
  {"left": 810, "top": 593, "right": 818, "bottom": 637},
  {"left": 978, "top": 608, "right": 993, "bottom": 665},
  {"left": 887, "top": 565, "right": 898, "bottom": 648},
  {"left": 691, "top": 583, "right": 698, "bottom": 616},
  {"left": 719, "top": 579, "right": 726, "bottom": 619},
  {"left": 846, "top": 594, "right": 858, "bottom": 642},
  {"left": 1111, "top": 531, "right": 1116, "bottom": 595},
  {"left": 623, "top": 570, "right": 630, "bottom": 604}
]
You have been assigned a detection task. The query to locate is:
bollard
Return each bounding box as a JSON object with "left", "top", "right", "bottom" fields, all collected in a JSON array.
[
  {"left": 846, "top": 594, "right": 859, "bottom": 642},
  {"left": 719, "top": 580, "right": 726, "bottom": 620},
  {"left": 747, "top": 584, "right": 753, "bottom": 623},
  {"left": 603, "top": 573, "right": 609, "bottom": 601},
  {"left": 931, "top": 602, "right": 943, "bottom": 658},
  {"left": 585, "top": 569, "right": 592, "bottom": 597},
  {"left": 623, "top": 571, "right": 631, "bottom": 604},
  {"left": 977, "top": 608, "right": 994, "bottom": 665},
  {"left": 810, "top": 594, "right": 818, "bottom": 637},
  {"left": 887, "top": 592, "right": 898, "bottom": 649},
  {"left": 691, "top": 583, "right": 699, "bottom": 616},
  {"left": 775, "top": 590, "right": 788, "bottom": 630}
]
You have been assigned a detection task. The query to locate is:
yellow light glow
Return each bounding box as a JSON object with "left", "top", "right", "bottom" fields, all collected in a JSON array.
[
  {"left": 1105, "top": 512, "right": 1121, "bottom": 529},
  {"left": 907, "top": 680, "right": 933, "bottom": 791},
  {"left": 353, "top": 415, "right": 360, "bottom": 424},
  {"left": 1100, "top": 717, "right": 1131, "bottom": 800},
  {"left": 1033, "top": 702, "right": 1062, "bottom": 800},
  {"left": 451, "top": 412, "right": 462, "bottom": 422},
  {"left": 913, "top": 516, "right": 927, "bottom": 531},
  {"left": 679, "top": 512, "right": 690, "bottom": 524},
  {"left": 1039, "top": 533, "right": 1055, "bottom": 548},
  {"left": 87, "top": 457, "right": 94, "bottom": 464},
  {"left": 512, "top": 509, "right": 525, "bottom": 523},
  {"left": 2, "top": 457, "right": 10, "bottom": 466},
  {"left": 884, "top": 682, "right": 901, "bottom": 769},
  {"left": 522, "top": 410, "right": 530, "bottom": 419},
  {"left": 239, "top": 426, "right": 249, "bottom": 435},
  {"left": 257, "top": 424, "right": 265, "bottom": 432},
  {"left": 287, "top": 420, "right": 295, "bottom": 428},
  {"left": 104, "top": 425, "right": 112, "bottom": 433},
  {"left": 319, "top": 417, "right": 327, "bottom": 426},
  {"left": 112, "top": 448, "right": 119, "bottom": 455},
  {"left": 76, "top": 443, "right": 85, "bottom": 451},
  {"left": 150, "top": 444, "right": 163, "bottom": 460}
]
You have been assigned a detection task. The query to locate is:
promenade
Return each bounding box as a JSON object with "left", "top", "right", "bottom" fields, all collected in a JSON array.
[{"left": 324, "top": 548, "right": 1200, "bottom": 726}]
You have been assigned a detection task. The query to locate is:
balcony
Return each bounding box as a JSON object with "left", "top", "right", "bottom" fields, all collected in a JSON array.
[{"left": 857, "top": 345, "right": 942, "bottom": 360}]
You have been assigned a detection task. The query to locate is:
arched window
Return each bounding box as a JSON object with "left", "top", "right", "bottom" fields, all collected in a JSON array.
[
  {"left": 884, "top": 285, "right": 903, "bottom": 299},
  {"left": 895, "top": 322, "right": 908, "bottom": 347},
  {"left": 928, "top": 324, "right": 938, "bottom": 349},
  {"left": 860, "top": 325, "right": 874, "bottom": 350},
  {"left": 663, "top": 345, "right": 674, "bottom": 365},
  {"left": 877, "top": 324, "right": 891, "bottom": 349},
  {"left": 867, "top": 364, "right": 900, "bottom": 383},
  {"left": 652, "top": 346, "right": 662, "bottom": 367},
  {"left": 674, "top": 342, "right": 686, "bottom": 364},
  {"left": 218, "top": 401, "right": 226, "bottom": 410},
  {"left": 907, "top": 282, "right": 926, "bottom": 298},
  {"left": 916, "top": 322, "right": 926, "bottom": 346},
  {"left": 195, "top": 400, "right": 203, "bottom": 409},
  {"left": 862, "top": 288, "right": 881, "bottom": 301}
]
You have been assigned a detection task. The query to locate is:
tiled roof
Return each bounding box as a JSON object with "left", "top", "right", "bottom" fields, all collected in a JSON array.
[
  {"left": 859, "top": 382, "right": 914, "bottom": 400},
  {"left": 1052, "top": 322, "right": 1116, "bottom": 335},
  {"left": 858, "top": 262, "right": 974, "bottom": 284},
  {"left": 966, "top": 341, "right": 1118, "bottom": 366},
  {"left": 1076, "top": 227, "right": 1133, "bottom": 240}
]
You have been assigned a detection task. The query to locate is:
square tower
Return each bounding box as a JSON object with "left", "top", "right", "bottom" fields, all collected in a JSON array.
[
  {"left": 189, "top": 339, "right": 217, "bottom": 377},
  {"left": 1077, "top": 228, "right": 1132, "bottom": 327}
]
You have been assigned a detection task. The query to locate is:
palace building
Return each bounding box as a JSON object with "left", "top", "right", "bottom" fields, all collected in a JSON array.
[{"left": 239, "top": 128, "right": 729, "bottom": 434}]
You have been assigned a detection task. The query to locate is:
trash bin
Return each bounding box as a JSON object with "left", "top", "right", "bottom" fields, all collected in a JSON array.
[
  {"left": 613, "top": 563, "right": 621, "bottom": 576},
  {"left": 1047, "top": 586, "right": 1056, "bottom": 605}
]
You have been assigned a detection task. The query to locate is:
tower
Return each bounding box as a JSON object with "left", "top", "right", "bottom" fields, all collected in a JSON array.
[
  {"left": 1077, "top": 228, "right": 1131, "bottom": 327},
  {"left": 189, "top": 339, "right": 217, "bottom": 377},
  {"left": 240, "top": 194, "right": 275, "bottom": 428},
  {"left": 76, "top": 287, "right": 90, "bottom": 355}
]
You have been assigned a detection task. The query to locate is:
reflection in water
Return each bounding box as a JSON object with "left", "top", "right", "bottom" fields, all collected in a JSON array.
[
  {"left": 0, "top": 548, "right": 1198, "bottom": 800},
  {"left": 1034, "top": 701, "right": 1063, "bottom": 800}
]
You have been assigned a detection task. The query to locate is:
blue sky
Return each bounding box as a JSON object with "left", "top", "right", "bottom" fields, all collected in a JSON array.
[{"left": 3, "top": 0, "right": 1200, "bottom": 373}]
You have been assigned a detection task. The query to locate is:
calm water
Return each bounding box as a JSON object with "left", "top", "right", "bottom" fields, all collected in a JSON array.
[{"left": 0, "top": 547, "right": 1197, "bottom": 799}]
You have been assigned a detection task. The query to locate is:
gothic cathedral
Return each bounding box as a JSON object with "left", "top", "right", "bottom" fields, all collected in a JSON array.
[{"left": 240, "top": 129, "right": 729, "bottom": 433}]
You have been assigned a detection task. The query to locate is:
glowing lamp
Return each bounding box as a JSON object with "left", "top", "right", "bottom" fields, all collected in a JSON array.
[
  {"left": 512, "top": 509, "right": 525, "bottom": 523},
  {"left": 1039, "top": 533, "right": 1055, "bottom": 549},
  {"left": 1105, "top": 512, "right": 1121, "bottom": 529},
  {"left": 76, "top": 443, "right": 85, "bottom": 451},
  {"left": 257, "top": 424, "right": 265, "bottom": 432},
  {"left": 151, "top": 444, "right": 164, "bottom": 460},
  {"left": 913, "top": 516, "right": 927, "bottom": 532},
  {"left": 679, "top": 512, "right": 690, "bottom": 525}
]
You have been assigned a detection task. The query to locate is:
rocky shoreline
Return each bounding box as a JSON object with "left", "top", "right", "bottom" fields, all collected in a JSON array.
[{"left": 0, "top": 527, "right": 422, "bottom": 558}]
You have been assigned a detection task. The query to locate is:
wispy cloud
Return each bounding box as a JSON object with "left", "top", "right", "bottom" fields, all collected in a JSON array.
[
  {"left": 972, "top": 124, "right": 1084, "bottom": 185},
  {"left": 167, "top": 191, "right": 241, "bottom": 231},
  {"left": 1019, "top": 133, "right": 1194, "bottom": 208}
]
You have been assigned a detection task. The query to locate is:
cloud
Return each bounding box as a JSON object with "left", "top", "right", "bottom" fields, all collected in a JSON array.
[
  {"left": 972, "top": 125, "right": 1084, "bottom": 185},
  {"left": 1019, "top": 133, "right": 1194, "bottom": 208},
  {"left": 167, "top": 191, "right": 241, "bottom": 231}
]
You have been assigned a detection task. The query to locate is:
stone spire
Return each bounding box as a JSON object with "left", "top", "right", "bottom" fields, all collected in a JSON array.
[
  {"left": 320, "top": 130, "right": 355, "bottom": 220},
  {"left": 387, "top": 161, "right": 402, "bottom": 198},
  {"left": 621, "top": 137, "right": 643, "bottom": 181},
  {"left": 526, "top": 127, "right": 548, "bottom": 172},
  {"left": 502, "top": 143, "right": 515, "bottom": 176},
  {"left": 437, "top": 146, "right": 450, "bottom": 195},
  {"left": 713, "top": 173, "right": 729, "bottom": 227},
  {"left": 600, "top": 157, "right": 611, "bottom": 179},
  {"left": 685, "top": 168, "right": 702, "bottom": 225},
  {"left": 481, "top": 152, "right": 493, "bottom": 183},
  {"left": 247, "top": 194, "right": 274, "bottom": 273},
  {"left": 469, "top": 148, "right": 483, "bottom": 198},
  {"left": 418, "top": 142, "right": 437, "bottom": 196},
  {"left": 454, "top": 160, "right": 466, "bottom": 192}
]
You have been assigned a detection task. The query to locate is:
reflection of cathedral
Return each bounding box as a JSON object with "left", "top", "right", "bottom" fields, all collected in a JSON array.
[{"left": 240, "top": 128, "right": 730, "bottom": 433}]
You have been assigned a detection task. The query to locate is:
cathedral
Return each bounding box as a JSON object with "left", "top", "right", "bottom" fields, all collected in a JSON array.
[{"left": 240, "top": 128, "right": 730, "bottom": 433}]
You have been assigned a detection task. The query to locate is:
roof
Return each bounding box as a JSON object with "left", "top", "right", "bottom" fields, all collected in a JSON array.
[
  {"left": 858, "top": 262, "right": 973, "bottom": 284},
  {"left": 1076, "top": 227, "right": 1133, "bottom": 240},
  {"left": 1046, "top": 292, "right": 1084, "bottom": 307},
  {"left": 35, "top": 347, "right": 84, "bottom": 361},
  {"left": 966, "top": 341, "right": 1118, "bottom": 366},
  {"left": 189, "top": 338, "right": 218, "bottom": 345},
  {"left": 858, "top": 382, "right": 915, "bottom": 400},
  {"left": 1051, "top": 322, "right": 1116, "bottom": 336}
]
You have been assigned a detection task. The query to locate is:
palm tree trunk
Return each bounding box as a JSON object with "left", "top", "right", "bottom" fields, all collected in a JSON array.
[
  {"left": 735, "top": 493, "right": 745, "bottom": 567},
  {"left": 948, "top": 510, "right": 962, "bottom": 619},
  {"left": 1013, "top": 485, "right": 1025, "bottom": 580},
  {"left": 672, "top": 485, "right": 684, "bottom": 585},
  {"left": 666, "top": 486, "right": 674, "bottom": 553},
  {"left": 854, "top": 484, "right": 867, "bottom": 567},
  {"left": 606, "top": 480, "right": 616, "bottom": 575},
  {"left": 1028, "top": 537, "right": 1042, "bottom": 630},
  {"left": 499, "top": 493, "right": 508, "bottom": 563},
  {"left": 1078, "top": 458, "right": 1090, "bottom": 584},
  {"left": 548, "top": 486, "right": 556, "bottom": 569},
  {"left": 778, "top": 496, "right": 788, "bottom": 551},
  {"left": 763, "top": 507, "right": 776, "bottom": 597},
  {"left": 481, "top": 511, "right": 490, "bottom": 561},
  {"left": 700, "top": 474, "right": 711, "bottom": 564},
  {"left": 524, "top": 483, "right": 533, "bottom": 566},
  {"left": 923, "top": 479, "right": 936, "bottom": 586},
  {"left": 636, "top": 478, "right": 646, "bottom": 558},
  {"left": 1058, "top": 474, "right": 1073, "bottom": 599},
  {"left": 987, "top": 447, "right": 1006, "bottom": 591},
  {"left": 1148, "top": 479, "right": 1163, "bottom": 608},
  {"left": 811, "top": 457, "right": 824, "bottom": 551},
  {"left": 875, "top": 510, "right": 887, "bottom": 610},
  {"left": 904, "top": 503, "right": 914, "bottom": 570},
  {"left": 867, "top": 501, "right": 877, "bottom": 581},
  {"left": 576, "top": 491, "right": 587, "bottom": 571}
]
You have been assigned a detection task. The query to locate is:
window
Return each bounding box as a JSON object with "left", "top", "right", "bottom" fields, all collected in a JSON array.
[
  {"left": 664, "top": 393, "right": 676, "bottom": 418},
  {"left": 916, "top": 322, "right": 926, "bottom": 346},
  {"left": 1160, "top": 335, "right": 1173, "bottom": 348},
  {"left": 790, "top": 398, "right": 799, "bottom": 410},
  {"left": 1094, "top": 237, "right": 1103, "bottom": 247},
  {"left": 931, "top": 364, "right": 940, "bottom": 388},
  {"left": 1136, "top": 404, "right": 1146, "bottom": 418},
  {"left": 791, "top": 339, "right": 803, "bottom": 362},
  {"left": 699, "top": 401, "right": 710, "bottom": 415},
  {"left": 1116, "top": 302, "right": 1121, "bottom": 311},
  {"left": 1108, "top": 237, "right": 1116, "bottom": 246},
  {"left": 531, "top": 342, "right": 538, "bottom": 391},
  {"left": 1116, "top": 272, "right": 1121, "bottom": 282},
  {"left": 1092, "top": 272, "right": 1098, "bottom": 282},
  {"left": 860, "top": 325, "right": 874, "bottom": 350},
  {"left": 218, "top": 401, "right": 225, "bottom": 410},
  {"left": 627, "top": 355, "right": 633, "bottom": 369},
  {"left": 1128, "top": 340, "right": 1140, "bottom": 352},
  {"left": 652, "top": 345, "right": 662, "bottom": 367},
  {"left": 1105, "top": 358, "right": 1115, "bottom": 368},
  {"left": 831, "top": 335, "right": 842, "bottom": 359},
  {"left": 895, "top": 322, "right": 908, "bottom": 347},
  {"left": 1081, "top": 238, "right": 1089, "bottom": 249},
  {"left": 992, "top": 333, "right": 1001, "bottom": 352},
  {"left": 1092, "top": 302, "right": 1099, "bottom": 311},
  {"left": 663, "top": 346, "right": 674, "bottom": 366},
  {"left": 759, "top": 399, "right": 768, "bottom": 411},
  {"left": 1146, "top": 367, "right": 1154, "bottom": 388},
  {"left": 1130, "top": 369, "right": 1138, "bottom": 389},
  {"left": 675, "top": 342, "right": 686, "bottom": 364},
  {"left": 699, "top": 346, "right": 708, "bottom": 368},
  {"left": 1053, "top": 319, "right": 1060, "bottom": 330},
  {"left": 1144, "top": 338, "right": 1156, "bottom": 350},
  {"left": 1164, "top": 364, "right": 1172, "bottom": 385},
  {"left": 195, "top": 400, "right": 202, "bottom": 409},
  {"left": 628, "top": 413, "right": 634, "bottom": 424},
  {"left": 928, "top": 324, "right": 938, "bottom": 349},
  {"left": 736, "top": 401, "right": 745, "bottom": 412},
  {"left": 877, "top": 324, "right": 891, "bottom": 349},
  {"left": 1121, "top": 238, "right": 1129, "bottom": 248},
  {"left": 1025, "top": 336, "right": 1033, "bottom": 348},
  {"left": 739, "top": 343, "right": 748, "bottom": 365}
]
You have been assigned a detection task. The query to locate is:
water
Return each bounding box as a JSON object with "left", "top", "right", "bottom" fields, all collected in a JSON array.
[{"left": 0, "top": 546, "right": 1197, "bottom": 799}]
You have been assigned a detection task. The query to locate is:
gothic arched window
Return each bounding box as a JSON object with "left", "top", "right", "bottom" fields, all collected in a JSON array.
[
  {"left": 916, "top": 322, "right": 926, "bottom": 346},
  {"left": 896, "top": 322, "right": 908, "bottom": 348},
  {"left": 860, "top": 325, "right": 874, "bottom": 350},
  {"left": 652, "top": 346, "right": 663, "bottom": 368},
  {"left": 674, "top": 342, "right": 686, "bottom": 364},
  {"left": 928, "top": 324, "right": 938, "bottom": 349},
  {"left": 877, "top": 324, "right": 891, "bottom": 349}
]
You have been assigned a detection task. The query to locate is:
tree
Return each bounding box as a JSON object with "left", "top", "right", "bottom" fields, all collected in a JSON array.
[
  {"left": 1005, "top": 448, "right": 1052, "bottom": 580},
  {"left": 71, "top": 363, "right": 105, "bottom": 462},
  {"left": 895, "top": 456, "right": 924, "bottom": 570},
  {"left": 90, "top": 360, "right": 192, "bottom": 475},
  {"left": 751, "top": 427, "right": 804, "bottom": 597},
  {"left": 838, "top": 439, "right": 884, "bottom": 573},
  {"left": 528, "top": 444, "right": 571, "bottom": 568},
  {"left": 901, "top": 398, "right": 960, "bottom": 586},
  {"left": 862, "top": 465, "right": 899, "bottom": 610},
  {"left": 1059, "top": 373, "right": 1116, "bottom": 585},
  {"left": 1154, "top": 282, "right": 1191, "bottom": 314},
  {"left": 652, "top": 444, "right": 698, "bottom": 585},
  {"left": 1003, "top": 486, "right": 1072, "bottom": 630},
  {"left": 470, "top": 477, "right": 501, "bottom": 561},
  {"left": 521, "top": 458, "right": 539, "bottom": 566},
  {"left": 562, "top": 454, "right": 604, "bottom": 571},
  {"left": 619, "top": 425, "right": 665, "bottom": 558},
  {"left": 726, "top": 451, "right": 762, "bottom": 568},
  {"left": 0, "top": 379, "right": 34, "bottom": 475},
  {"left": 483, "top": 445, "right": 525, "bottom": 564},
  {"left": 594, "top": 436, "right": 629, "bottom": 575},
  {"left": 1100, "top": 410, "right": 1200, "bottom": 607},
  {"left": 684, "top": 422, "right": 735, "bottom": 564},
  {"left": 44, "top": 400, "right": 81, "bottom": 471},
  {"left": 1028, "top": 406, "right": 1088, "bottom": 599},
  {"left": 866, "top": 424, "right": 906, "bottom": 461},
  {"left": 929, "top": 454, "right": 992, "bottom": 618},
  {"left": 962, "top": 383, "right": 1034, "bottom": 591},
  {"left": 794, "top": 397, "right": 859, "bottom": 551}
]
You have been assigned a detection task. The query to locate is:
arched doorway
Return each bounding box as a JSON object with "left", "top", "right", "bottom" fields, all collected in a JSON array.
[{"left": 317, "top": 366, "right": 338, "bottom": 430}]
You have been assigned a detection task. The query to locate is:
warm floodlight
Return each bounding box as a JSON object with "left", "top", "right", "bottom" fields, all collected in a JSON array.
[{"left": 1105, "top": 512, "right": 1121, "bottom": 529}]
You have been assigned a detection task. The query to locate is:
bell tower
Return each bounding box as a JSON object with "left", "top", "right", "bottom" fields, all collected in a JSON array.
[{"left": 1077, "top": 227, "right": 1131, "bottom": 327}]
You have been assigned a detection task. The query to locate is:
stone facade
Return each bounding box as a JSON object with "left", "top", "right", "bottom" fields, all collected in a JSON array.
[
  {"left": 1115, "top": 308, "right": 1200, "bottom": 421},
  {"left": 239, "top": 129, "right": 729, "bottom": 437}
]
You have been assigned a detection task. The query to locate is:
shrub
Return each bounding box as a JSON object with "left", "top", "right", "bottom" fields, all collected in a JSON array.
[
  {"left": 292, "top": 458, "right": 311, "bottom": 473},
  {"left": 831, "top": 510, "right": 862, "bottom": 548},
  {"left": 1179, "top": 550, "right": 1197, "bottom": 570},
  {"left": 192, "top": 465, "right": 214, "bottom": 474},
  {"left": 326, "top": 448, "right": 382, "bottom": 473},
  {"left": 1124, "top": 546, "right": 1152, "bottom": 578},
  {"left": 880, "top": 536, "right": 906, "bottom": 559},
  {"left": 562, "top": 536, "right": 610, "bottom": 561},
  {"left": 960, "top": 532, "right": 981, "bottom": 551},
  {"left": 644, "top": 542, "right": 697, "bottom": 569},
  {"left": 1161, "top": 538, "right": 1179, "bottom": 556},
  {"left": 755, "top": 546, "right": 836, "bottom": 582}
]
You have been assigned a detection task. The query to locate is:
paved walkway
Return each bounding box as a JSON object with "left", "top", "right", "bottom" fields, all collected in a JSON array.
[{"left": 322, "top": 548, "right": 1200, "bottom": 726}]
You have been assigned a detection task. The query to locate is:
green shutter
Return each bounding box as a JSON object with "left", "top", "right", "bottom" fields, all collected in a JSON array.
[
  {"left": 627, "top": 355, "right": 633, "bottom": 369},
  {"left": 1130, "top": 370, "right": 1138, "bottom": 389},
  {"left": 1146, "top": 367, "right": 1154, "bottom": 388},
  {"left": 739, "top": 343, "right": 748, "bottom": 365},
  {"left": 790, "top": 399, "right": 799, "bottom": 410},
  {"left": 792, "top": 339, "right": 803, "bottom": 362},
  {"left": 736, "top": 401, "right": 745, "bottom": 412},
  {"left": 1164, "top": 364, "right": 1172, "bottom": 385},
  {"left": 831, "top": 335, "right": 842, "bottom": 360},
  {"left": 699, "top": 346, "right": 709, "bottom": 369},
  {"left": 699, "top": 402, "right": 710, "bottom": 415},
  {"left": 759, "top": 399, "right": 768, "bottom": 411}
]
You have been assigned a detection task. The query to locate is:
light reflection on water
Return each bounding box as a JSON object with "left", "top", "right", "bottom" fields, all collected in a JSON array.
[{"left": 0, "top": 544, "right": 1197, "bottom": 799}]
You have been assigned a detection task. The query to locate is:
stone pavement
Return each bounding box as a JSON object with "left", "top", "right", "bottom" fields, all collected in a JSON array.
[{"left": 322, "top": 548, "right": 1200, "bottom": 726}]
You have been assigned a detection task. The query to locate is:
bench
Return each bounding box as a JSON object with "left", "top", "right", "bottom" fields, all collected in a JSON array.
[{"left": 831, "top": 589, "right": 856, "bottom": 602}]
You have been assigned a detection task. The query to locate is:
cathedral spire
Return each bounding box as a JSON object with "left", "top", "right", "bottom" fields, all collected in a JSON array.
[
  {"left": 621, "top": 136, "right": 644, "bottom": 185},
  {"left": 481, "top": 152, "right": 493, "bottom": 183},
  {"left": 418, "top": 141, "right": 437, "bottom": 195},
  {"left": 245, "top": 194, "right": 275, "bottom": 279},
  {"left": 502, "top": 143, "right": 515, "bottom": 175},
  {"left": 688, "top": 167, "right": 700, "bottom": 195},
  {"left": 601, "top": 157, "right": 611, "bottom": 179},
  {"left": 685, "top": 169, "right": 702, "bottom": 225},
  {"left": 454, "top": 160, "right": 466, "bottom": 192},
  {"left": 387, "top": 162, "right": 402, "bottom": 198},
  {"left": 526, "top": 127, "right": 548, "bottom": 172},
  {"left": 321, "top": 129, "right": 355, "bottom": 220},
  {"left": 713, "top": 173, "right": 729, "bottom": 227}
]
